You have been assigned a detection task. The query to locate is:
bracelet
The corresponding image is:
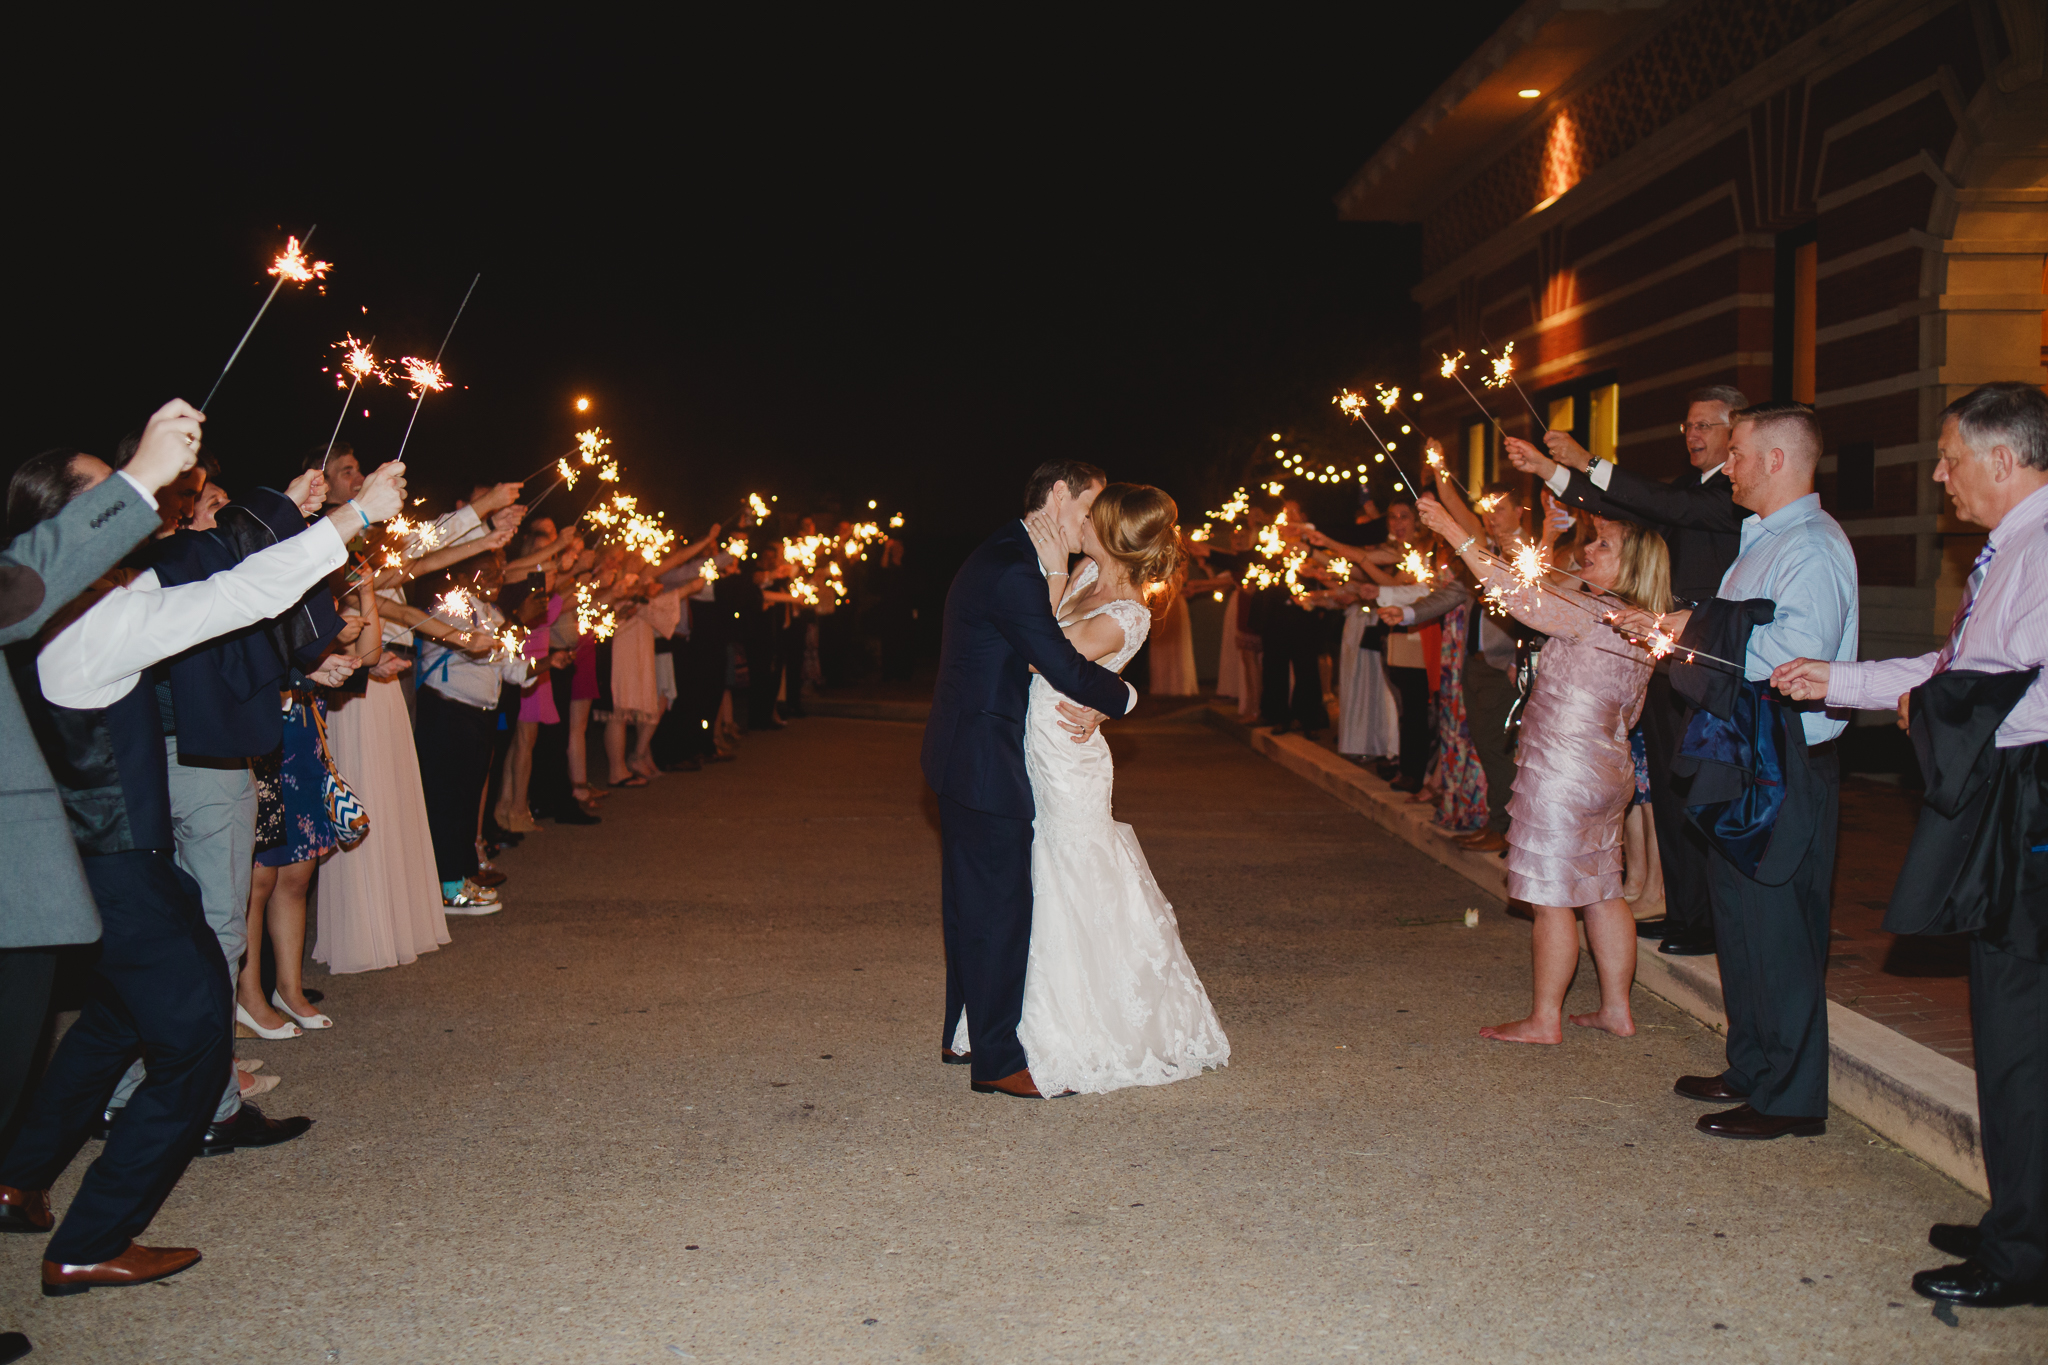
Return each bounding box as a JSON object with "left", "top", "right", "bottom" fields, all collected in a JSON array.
[
  {"left": 1047, "top": 571, "right": 1069, "bottom": 577},
  {"left": 348, "top": 499, "right": 370, "bottom": 530},
  {"left": 1454, "top": 535, "right": 1477, "bottom": 555}
]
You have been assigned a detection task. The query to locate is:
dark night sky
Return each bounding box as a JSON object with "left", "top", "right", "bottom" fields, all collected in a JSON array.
[{"left": 19, "top": 9, "right": 1520, "bottom": 588}]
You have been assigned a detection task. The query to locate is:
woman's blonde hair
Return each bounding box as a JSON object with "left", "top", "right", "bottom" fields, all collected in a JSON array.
[
  {"left": 1605, "top": 519, "right": 1673, "bottom": 615},
  {"left": 1089, "top": 483, "right": 1183, "bottom": 605}
]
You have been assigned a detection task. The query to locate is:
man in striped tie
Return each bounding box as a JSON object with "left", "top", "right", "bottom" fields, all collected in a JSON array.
[{"left": 1773, "top": 381, "right": 2048, "bottom": 1309}]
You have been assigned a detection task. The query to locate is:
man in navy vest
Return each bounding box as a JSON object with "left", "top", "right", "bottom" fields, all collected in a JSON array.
[{"left": 921, "top": 461, "right": 1136, "bottom": 1099}]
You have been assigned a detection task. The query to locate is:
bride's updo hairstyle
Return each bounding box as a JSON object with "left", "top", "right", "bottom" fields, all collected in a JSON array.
[{"left": 1089, "top": 483, "right": 1183, "bottom": 608}]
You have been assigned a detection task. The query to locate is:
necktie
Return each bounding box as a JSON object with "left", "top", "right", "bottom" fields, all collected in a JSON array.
[{"left": 1934, "top": 542, "right": 1996, "bottom": 673}]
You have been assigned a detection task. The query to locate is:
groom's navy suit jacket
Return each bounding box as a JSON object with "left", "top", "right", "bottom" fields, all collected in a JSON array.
[{"left": 921, "top": 520, "right": 1133, "bottom": 821}]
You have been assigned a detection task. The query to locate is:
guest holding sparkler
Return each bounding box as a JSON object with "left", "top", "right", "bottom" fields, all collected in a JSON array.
[
  {"left": 1415, "top": 493, "right": 1669, "bottom": 1043},
  {"left": 1771, "top": 383, "right": 2048, "bottom": 1305},
  {"left": 1610, "top": 402, "right": 1857, "bottom": 1139},
  {"left": 1505, "top": 386, "right": 1746, "bottom": 959}
]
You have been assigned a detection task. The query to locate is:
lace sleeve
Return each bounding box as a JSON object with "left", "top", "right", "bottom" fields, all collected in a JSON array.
[{"left": 1100, "top": 598, "right": 1152, "bottom": 671}]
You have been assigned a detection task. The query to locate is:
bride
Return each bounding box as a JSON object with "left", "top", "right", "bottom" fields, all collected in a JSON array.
[{"left": 953, "top": 482, "right": 1230, "bottom": 1095}]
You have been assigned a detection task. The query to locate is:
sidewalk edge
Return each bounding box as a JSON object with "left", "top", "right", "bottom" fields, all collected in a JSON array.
[{"left": 1199, "top": 701, "right": 1988, "bottom": 1198}]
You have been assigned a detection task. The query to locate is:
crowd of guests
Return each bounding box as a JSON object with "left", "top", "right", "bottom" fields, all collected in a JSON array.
[
  {"left": 1196, "top": 382, "right": 2048, "bottom": 1311},
  {"left": 0, "top": 399, "right": 903, "bottom": 1327}
]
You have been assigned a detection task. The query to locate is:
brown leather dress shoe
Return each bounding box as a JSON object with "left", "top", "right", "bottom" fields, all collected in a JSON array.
[
  {"left": 1674, "top": 1074, "right": 1748, "bottom": 1103},
  {"left": 972, "top": 1068, "right": 1043, "bottom": 1097},
  {"left": 1696, "top": 1103, "right": 1825, "bottom": 1140},
  {"left": 1455, "top": 829, "right": 1509, "bottom": 852},
  {"left": 0, "top": 1186, "right": 52, "bottom": 1234},
  {"left": 42, "top": 1242, "right": 201, "bottom": 1296}
]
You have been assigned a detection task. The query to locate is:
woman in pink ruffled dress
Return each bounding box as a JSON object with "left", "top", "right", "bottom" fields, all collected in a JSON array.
[{"left": 1417, "top": 495, "right": 1670, "bottom": 1044}]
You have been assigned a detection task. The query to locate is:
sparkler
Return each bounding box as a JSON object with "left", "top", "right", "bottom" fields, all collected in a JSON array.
[
  {"left": 577, "top": 427, "right": 610, "bottom": 463},
  {"left": 573, "top": 581, "right": 617, "bottom": 641},
  {"left": 1600, "top": 612, "right": 1745, "bottom": 671},
  {"left": 1479, "top": 339, "right": 1548, "bottom": 433},
  {"left": 393, "top": 273, "right": 480, "bottom": 465},
  {"left": 202, "top": 227, "right": 330, "bottom": 411},
  {"left": 1207, "top": 488, "right": 1251, "bottom": 523},
  {"left": 319, "top": 332, "right": 390, "bottom": 468},
  {"left": 1439, "top": 351, "right": 1513, "bottom": 444},
  {"left": 1333, "top": 389, "right": 1418, "bottom": 495}
]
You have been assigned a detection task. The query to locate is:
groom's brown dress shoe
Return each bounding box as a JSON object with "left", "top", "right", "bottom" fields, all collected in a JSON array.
[
  {"left": 941, "top": 1048, "right": 971, "bottom": 1065},
  {"left": 1674, "top": 1074, "right": 1748, "bottom": 1103},
  {"left": 1696, "top": 1103, "right": 1825, "bottom": 1140},
  {"left": 0, "top": 1186, "right": 52, "bottom": 1234},
  {"left": 971, "top": 1068, "right": 1073, "bottom": 1099},
  {"left": 42, "top": 1242, "right": 201, "bottom": 1296}
]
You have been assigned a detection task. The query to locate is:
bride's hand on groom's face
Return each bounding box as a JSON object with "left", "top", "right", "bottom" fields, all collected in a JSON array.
[
  {"left": 1026, "top": 509, "right": 1068, "bottom": 571},
  {"left": 1055, "top": 699, "right": 1106, "bottom": 742}
]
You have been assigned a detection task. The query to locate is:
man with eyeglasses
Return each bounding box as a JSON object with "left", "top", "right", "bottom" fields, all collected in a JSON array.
[{"left": 1504, "top": 384, "right": 1746, "bottom": 959}]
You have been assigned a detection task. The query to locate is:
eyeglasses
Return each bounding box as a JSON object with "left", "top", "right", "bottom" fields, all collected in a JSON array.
[{"left": 1678, "top": 420, "right": 1729, "bottom": 436}]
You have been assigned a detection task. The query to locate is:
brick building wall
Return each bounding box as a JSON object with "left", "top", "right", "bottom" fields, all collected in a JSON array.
[{"left": 1403, "top": 0, "right": 2045, "bottom": 663}]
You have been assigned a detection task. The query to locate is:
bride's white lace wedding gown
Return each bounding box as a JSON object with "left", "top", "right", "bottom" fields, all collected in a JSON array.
[{"left": 953, "top": 562, "right": 1230, "bottom": 1095}]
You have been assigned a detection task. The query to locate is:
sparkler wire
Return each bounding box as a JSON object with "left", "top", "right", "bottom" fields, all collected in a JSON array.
[
  {"left": 202, "top": 224, "right": 318, "bottom": 412},
  {"left": 394, "top": 273, "right": 481, "bottom": 466},
  {"left": 321, "top": 332, "right": 376, "bottom": 469}
]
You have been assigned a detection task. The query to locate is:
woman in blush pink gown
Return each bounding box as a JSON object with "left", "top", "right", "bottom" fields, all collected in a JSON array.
[{"left": 1417, "top": 496, "right": 1670, "bottom": 1044}]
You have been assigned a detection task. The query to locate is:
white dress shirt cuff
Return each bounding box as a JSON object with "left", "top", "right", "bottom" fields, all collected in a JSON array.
[
  {"left": 1125, "top": 682, "right": 1138, "bottom": 715},
  {"left": 1543, "top": 465, "right": 1571, "bottom": 497},
  {"left": 116, "top": 470, "right": 159, "bottom": 510},
  {"left": 1589, "top": 459, "right": 1613, "bottom": 490},
  {"left": 1400, "top": 607, "right": 1416, "bottom": 626}
]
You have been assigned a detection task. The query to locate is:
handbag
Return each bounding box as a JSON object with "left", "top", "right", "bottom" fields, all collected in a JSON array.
[{"left": 304, "top": 695, "right": 371, "bottom": 846}]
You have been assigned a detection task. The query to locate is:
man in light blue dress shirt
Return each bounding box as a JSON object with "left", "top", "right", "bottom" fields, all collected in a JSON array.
[{"left": 1615, "top": 403, "right": 1859, "bottom": 1140}]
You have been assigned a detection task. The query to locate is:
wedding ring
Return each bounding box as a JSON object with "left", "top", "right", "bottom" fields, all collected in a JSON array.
[{"left": 183, "top": 433, "right": 198, "bottom": 448}]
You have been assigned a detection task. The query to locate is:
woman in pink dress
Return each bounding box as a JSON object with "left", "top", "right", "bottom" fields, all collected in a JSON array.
[{"left": 1416, "top": 495, "right": 1670, "bottom": 1044}]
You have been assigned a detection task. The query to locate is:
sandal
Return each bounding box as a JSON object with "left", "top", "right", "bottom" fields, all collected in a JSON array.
[{"left": 609, "top": 776, "right": 649, "bottom": 788}]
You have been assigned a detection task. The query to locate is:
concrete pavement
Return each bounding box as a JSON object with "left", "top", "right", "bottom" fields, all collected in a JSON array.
[{"left": 1, "top": 711, "right": 2037, "bottom": 1362}]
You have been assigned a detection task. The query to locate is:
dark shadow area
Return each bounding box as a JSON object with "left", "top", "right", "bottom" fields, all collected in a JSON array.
[{"left": 1881, "top": 933, "right": 1971, "bottom": 979}]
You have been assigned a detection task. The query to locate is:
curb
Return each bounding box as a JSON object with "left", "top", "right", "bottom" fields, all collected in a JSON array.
[{"left": 1199, "top": 702, "right": 1987, "bottom": 1197}]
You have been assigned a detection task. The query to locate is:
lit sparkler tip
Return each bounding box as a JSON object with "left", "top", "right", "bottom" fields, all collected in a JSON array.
[
  {"left": 575, "top": 427, "right": 610, "bottom": 462},
  {"left": 1333, "top": 389, "right": 1367, "bottom": 418},
  {"left": 747, "top": 493, "right": 771, "bottom": 519},
  {"left": 330, "top": 334, "right": 387, "bottom": 388},
  {"left": 1484, "top": 340, "right": 1516, "bottom": 390},
  {"left": 556, "top": 457, "right": 579, "bottom": 489},
  {"left": 269, "top": 236, "right": 332, "bottom": 284},
  {"left": 1374, "top": 383, "right": 1401, "bottom": 412},
  {"left": 1438, "top": 351, "right": 1466, "bottom": 379},
  {"left": 397, "top": 356, "right": 449, "bottom": 397}
]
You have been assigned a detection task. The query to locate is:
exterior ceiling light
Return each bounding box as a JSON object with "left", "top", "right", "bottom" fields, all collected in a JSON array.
[{"left": 1518, "top": 88, "right": 1541, "bottom": 99}]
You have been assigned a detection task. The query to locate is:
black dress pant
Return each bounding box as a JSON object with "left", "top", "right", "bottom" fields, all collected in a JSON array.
[
  {"left": 1969, "top": 938, "right": 2047, "bottom": 1284},
  {"left": 1708, "top": 745, "right": 1838, "bottom": 1118},
  {"left": 1259, "top": 608, "right": 1327, "bottom": 732},
  {"left": 1388, "top": 664, "right": 1433, "bottom": 784},
  {"left": 938, "top": 795, "right": 1033, "bottom": 1085},
  {"left": 780, "top": 618, "right": 810, "bottom": 716},
  {"left": 0, "top": 949, "right": 58, "bottom": 1152},
  {"left": 744, "top": 630, "right": 781, "bottom": 729},
  {"left": 415, "top": 687, "right": 497, "bottom": 884},
  {"left": 530, "top": 667, "right": 576, "bottom": 817},
  {"left": 1643, "top": 670, "right": 1712, "bottom": 935},
  {"left": 0, "top": 852, "right": 231, "bottom": 1265}
]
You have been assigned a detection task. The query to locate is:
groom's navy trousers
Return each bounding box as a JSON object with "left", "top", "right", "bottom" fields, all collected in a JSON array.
[{"left": 923, "top": 519, "right": 1133, "bottom": 1084}]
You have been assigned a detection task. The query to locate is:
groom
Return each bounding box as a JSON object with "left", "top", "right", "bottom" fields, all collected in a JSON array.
[{"left": 922, "top": 460, "right": 1137, "bottom": 1098}]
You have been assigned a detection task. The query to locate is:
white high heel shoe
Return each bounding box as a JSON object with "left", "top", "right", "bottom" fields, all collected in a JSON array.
[
  {"left": 235, "top": 1003, "right": 302, "bottom": 1041},
  {"left": 271, "top": 990, "right": 333, "bottom": 1031}
]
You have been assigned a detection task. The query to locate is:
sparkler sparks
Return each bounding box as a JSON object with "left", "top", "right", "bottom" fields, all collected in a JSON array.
[
  {"left": 747, "top": 493, "right": 771, "bottom": 520},
  {"left": 576, "top": 427, "right": 611, "bottom": 463},
  {"left": 556, "top": 457, "right": 579, "bottom": 489},
  {"left": 268, "top": 236, "right": 331, "bottom": 284},
  {"left": 1374, "top": 383, "right": 1402, "bottom": 412},
  {"left": 1207, "top": 488, "right": 1251, "bottom": 523},
  {"left": 397, "top": 356, "right": 449, "bottom": 399},
  {"left": 1439, "top": 351, "right": 1465, "bottom": 380},
  {"left": 328, "top": 334, "right": 388, "bottom": 390},
  {"left": 1484, "top": 341, "right": 1516, "bottom": 389},
  {"left": 573, "top": 581, "right": 617, "bottom": 641},
  {"left": 1398, "top": 547, "right": 1434, "bottom": 586}
]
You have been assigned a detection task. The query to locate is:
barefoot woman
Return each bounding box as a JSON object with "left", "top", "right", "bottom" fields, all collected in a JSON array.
[{"left": 1416, "top": 496, "right": 1669, "bottom": 1043}]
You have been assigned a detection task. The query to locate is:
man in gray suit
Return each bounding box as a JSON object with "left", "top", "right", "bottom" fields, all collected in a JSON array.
[
  {"left": 0, "top": 402, "right": 198, "bottom": 1354},
  {"left": 0, "top": 401, "right": 201, "bottom": 1139}
]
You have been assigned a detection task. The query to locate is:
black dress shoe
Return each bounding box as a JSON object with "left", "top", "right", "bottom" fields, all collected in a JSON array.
[
  {"left": 199, "top": 1103, "right": 313, "bottom": 1157},
  {"left": 1634, "top": 917, "right": 1668, "bottom": 939},
  {"left": 1674, "top": 1074, "right": 1748, "bottom": 1103},
  {"left": 1372, "top": 760, "right": 1401, "bottom": 780},
  {"left": 1911, "top": 1259, "right": 2048, "bottom": 1307},
  {"left": 0, "top": 1329, "right": 30, "bottom": 1364},
  {"left": 1659, "top": 930, "right": 1716, "bottom": 956},
  {"left": 1696, "top": 1103, "right": 1825, "bottom": 1140},
  {"left": 1929, "top": 1223, "right": 1982, "bottom": 1259}
]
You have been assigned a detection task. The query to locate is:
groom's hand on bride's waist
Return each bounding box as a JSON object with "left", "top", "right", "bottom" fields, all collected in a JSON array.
[{"left": 1056, "top": 699, "right": 1108, "bottom": 742}]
